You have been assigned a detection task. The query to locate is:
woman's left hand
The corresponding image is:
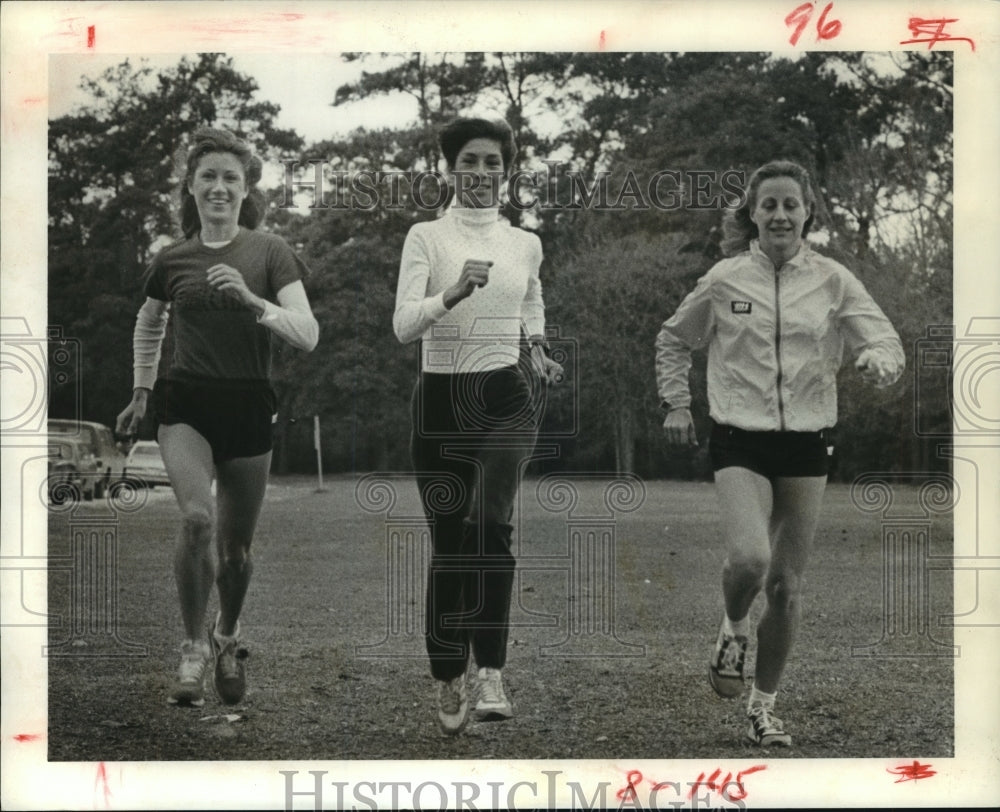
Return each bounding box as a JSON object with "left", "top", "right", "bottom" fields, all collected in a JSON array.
[
  {"left": 855, "top": 348, "right": 901, "bottom": 388},
  {"left": 206, "top": 263, "right": 264, "bottom": 314},
  {"left": 531, "top": 345, "right": 563, "bottom": 385}
]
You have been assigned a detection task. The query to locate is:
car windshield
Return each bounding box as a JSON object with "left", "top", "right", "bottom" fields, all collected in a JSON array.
[
  {"left": 133, "top": 447, "right": 160, "bottom": 459},
  {"left": 95, "top": 427, "right": 115, "bottom": 447},
  {"left": 50, "top": 422, "right": 98, "bottom": 447}
]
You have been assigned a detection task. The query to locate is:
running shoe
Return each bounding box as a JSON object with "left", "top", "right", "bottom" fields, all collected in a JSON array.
[
  {"left": 168, "top": 639, "right": 211, "bottom": 706},
  {"left": 473, "top": 667, "right": 513, "bottom": 721},
  {"left": 437, "top": 674, "right": 470, "bottom": 735},
  {"left": 709, "top": 626, "right": 748, "bottom": 698},
  {"left": 209, "top": 619, "right": 249, "bottom": 706},
  {"left": 746, "top": 703, "right": 792, "bottom": 747}
]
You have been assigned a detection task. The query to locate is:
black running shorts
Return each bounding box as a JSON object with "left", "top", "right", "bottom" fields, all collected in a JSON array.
[
  {"left": 151, "top": 377, "right": 277, "bottom": 463},
  {"left": 709, "top": 422, "right": 831, "bottom": 479}
]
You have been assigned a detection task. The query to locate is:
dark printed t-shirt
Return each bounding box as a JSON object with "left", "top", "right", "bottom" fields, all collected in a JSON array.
[{"left": 144, "top": 228, "right": 308, "bottom": 382}]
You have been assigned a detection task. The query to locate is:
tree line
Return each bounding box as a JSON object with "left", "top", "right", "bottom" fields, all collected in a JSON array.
[{"left": 48, "top": 51, "right": 953, "bottom": 480}]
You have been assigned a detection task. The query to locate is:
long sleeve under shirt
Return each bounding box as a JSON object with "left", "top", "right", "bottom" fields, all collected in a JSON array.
[{"left": 393, "top": 206, "right": 545, "bottom": 374}]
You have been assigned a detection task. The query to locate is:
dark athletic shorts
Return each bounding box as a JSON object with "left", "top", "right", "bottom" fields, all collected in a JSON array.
[
  {"left": 709, "top": 422, "right": 831, "bottom": 479},
  {"left": 152, "top": 377, "right": 277, "bottom": 464}
]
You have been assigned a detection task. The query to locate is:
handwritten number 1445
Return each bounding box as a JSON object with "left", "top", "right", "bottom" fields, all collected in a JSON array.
[{"left": 786, "top": 2, "right": 842, "bottom": 45}]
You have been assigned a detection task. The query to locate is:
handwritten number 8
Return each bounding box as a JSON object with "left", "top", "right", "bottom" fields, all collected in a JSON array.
[{"left": 785, "top": 1, "right": 842, "bottom": 46}]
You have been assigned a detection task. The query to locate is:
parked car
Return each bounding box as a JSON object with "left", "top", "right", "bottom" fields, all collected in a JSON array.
[
  {"left": 125, "top": 440, "right": 171, "bottom": 488},
  {"left": 47, "top": 437, "right": 100, "bottom": 503},
  {"left": 48, "top": 419, "right": 127, "bottom": 499}
]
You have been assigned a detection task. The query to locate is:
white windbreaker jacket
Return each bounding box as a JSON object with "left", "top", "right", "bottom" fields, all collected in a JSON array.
[{"left": 655, "top": 240, "right": 904, "bottom": 432}]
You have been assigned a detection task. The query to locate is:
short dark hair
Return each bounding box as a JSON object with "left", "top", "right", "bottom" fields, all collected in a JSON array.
[
  {"left": 721, "top": 160, "right": 817, "bottom": 257},
  {"left": 180, "top": 127, "right": 264, "bottom": 238},
  {"left": 439, "top": 117, "right": 517, "bottom": 175}
]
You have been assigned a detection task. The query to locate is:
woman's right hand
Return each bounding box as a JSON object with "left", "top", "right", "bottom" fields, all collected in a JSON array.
[
  {"left": 443, "top": 259, "right": 493, "bottom": 309},
  {"left": 662, "top": 407, "right": 698, "bottom": 447},
  {"left": 116, "top": 388, "right": 150, "bottom": 437}
]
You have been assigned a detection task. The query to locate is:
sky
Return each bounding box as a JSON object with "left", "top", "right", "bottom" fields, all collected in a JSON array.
[
  {"left": 231, "top": 53, "right": 419, "bottom": 141},
  {"left": 48, "top": 50, "right": 906, "bottom": 152},
  {"left": 49, "top": 50, "right": 579, "bottom": 153},
  {"left": 46, "top": 49, "right": 917, "bottom": 242},
  {"left": 47, "top": 50, "right": 569, "bottom": 194},
  {"left": 48, "top": 52, "right": 419, "bottom": 144}
]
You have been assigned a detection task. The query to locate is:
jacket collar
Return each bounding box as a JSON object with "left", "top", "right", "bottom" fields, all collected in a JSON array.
[{"left": 750, "top": 238, "right": 811, "bottom": 272}]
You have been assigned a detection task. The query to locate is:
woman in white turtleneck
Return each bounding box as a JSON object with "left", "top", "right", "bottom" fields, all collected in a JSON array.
[{"left": 393, "top": 117, "right": 562, "bottom": 735}]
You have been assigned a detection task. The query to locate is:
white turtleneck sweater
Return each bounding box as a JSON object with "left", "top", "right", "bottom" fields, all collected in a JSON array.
[{"left": 393, "top": 206, "right": 545, "bottom": 374}]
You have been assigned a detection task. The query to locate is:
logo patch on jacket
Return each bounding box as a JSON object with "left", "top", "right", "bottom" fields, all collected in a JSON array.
[{"left": 731, "top": 301, "right": 752, "bottom": 314}]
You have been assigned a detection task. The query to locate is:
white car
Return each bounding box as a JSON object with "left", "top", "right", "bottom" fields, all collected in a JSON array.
[
  {"left": 48, "top": 419, "right": 127, "bottom": 499},
  {"left": 125, "top": 441, "right": 171, "bottom": 488},
  {"left": 47, "top": 437, "right": 100, "bottom": 502}
]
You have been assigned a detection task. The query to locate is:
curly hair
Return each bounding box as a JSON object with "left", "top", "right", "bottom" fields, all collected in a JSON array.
[
  {"left": 439, "top": 117, "right": 518, "bottom": 176},
  {"left": 180, "top": 127, "right": 264, "bottom": 238},
  {"left": 721, "top": 160, "right": 817, "bottom": 257}
]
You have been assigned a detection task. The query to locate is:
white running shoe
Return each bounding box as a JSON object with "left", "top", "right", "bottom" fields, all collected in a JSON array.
[
  {"left": 473, "top": 667, "right": 513, "bottom": 721},
  {"left": 746, "top": 703, "right": 792, "bottom": 747},
  {"left": 168, "top": 639, "right": 211, "bottom": 706},
  {"left": 437, "top": 675, "right": 470, "bottom": 735}
]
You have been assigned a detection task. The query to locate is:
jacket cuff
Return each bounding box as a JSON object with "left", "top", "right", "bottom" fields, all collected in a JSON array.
[{"left": 528, "top": 333, "right": 549, "bottom": 354}]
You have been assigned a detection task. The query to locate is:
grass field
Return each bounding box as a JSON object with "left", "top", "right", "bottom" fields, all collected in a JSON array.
[{"left": 46, "top": 476, "right": 954, "bottom": 762}]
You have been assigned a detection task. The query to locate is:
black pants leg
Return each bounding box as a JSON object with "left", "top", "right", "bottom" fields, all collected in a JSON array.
[
  {"left": 464, "top": 518, "right": 515, "bottom": 669},
  {"left": 411, "top": 368, "right": 536, "bottom": 681}
]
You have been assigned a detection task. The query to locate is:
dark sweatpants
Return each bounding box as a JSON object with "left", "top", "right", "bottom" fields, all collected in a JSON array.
[{"left": 410, "top": 365, "right": 539, "bottom": 681}]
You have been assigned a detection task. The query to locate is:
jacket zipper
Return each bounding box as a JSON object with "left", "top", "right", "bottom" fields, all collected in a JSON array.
[{"left": 773, "top": 268, "right": 786, "bottom": 431}]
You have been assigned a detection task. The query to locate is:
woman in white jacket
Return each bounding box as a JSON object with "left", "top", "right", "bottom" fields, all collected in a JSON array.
[
  {"left": 394, "top": 117, "right": 562, "bottom": 734},
  {"left": 655, "top": 159, "right": 904, "bottom": 747}
]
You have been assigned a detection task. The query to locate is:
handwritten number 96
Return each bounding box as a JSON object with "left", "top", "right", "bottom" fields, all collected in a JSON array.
[{"left": 785, "top": 2, "right": 842, "bottom": 46}]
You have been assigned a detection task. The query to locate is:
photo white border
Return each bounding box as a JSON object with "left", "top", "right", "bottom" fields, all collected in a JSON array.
[{"left": 2, "top": 0, "right": 998, "bottom": 808}]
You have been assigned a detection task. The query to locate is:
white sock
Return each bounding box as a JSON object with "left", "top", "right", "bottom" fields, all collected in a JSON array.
[
  {"left": 748, "top": 684, "right": 776, "bottom": 709},
  {"left": 213, "top": 613, "right": 240, "bottom": 642},
  {"left": 722, "top": 613, "right": 750, "bottom": 637}
]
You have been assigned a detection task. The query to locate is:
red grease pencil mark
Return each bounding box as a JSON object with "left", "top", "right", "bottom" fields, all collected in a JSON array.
[
  {"left": 44, "top": 17, "right": 86, "bottom": 44},
  {"left": 615, "top": 770, "right": 643, "bottom": 802},
  {"left": 14, "top": 733, "right": 42, "bottom": 742},
  {"left": 785, "top": 2, "right": 841, "bottom": 46},
  {"left": 95, "top": 761, "right": 112, "bottom": 807},
  {"left": 598, "top": 30, "right": 607, "bottom": 50},
  {"left": 900, "top": 18, "right": 975, "bottom": 51},
  {"left": 87, "top": 25, "right": 95, "bottom": 48},
  {"left": 689, "top": 765, "right": 767, "bottom": 802},
  {"left": 616, "top": 765, "right": 768, "bottom": 805},
  {"left": 888, "top": 760, "right": 936, "bottom": 783},
  {"left": 188, "top": 15, "right": 308, "bottom": 39}
]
